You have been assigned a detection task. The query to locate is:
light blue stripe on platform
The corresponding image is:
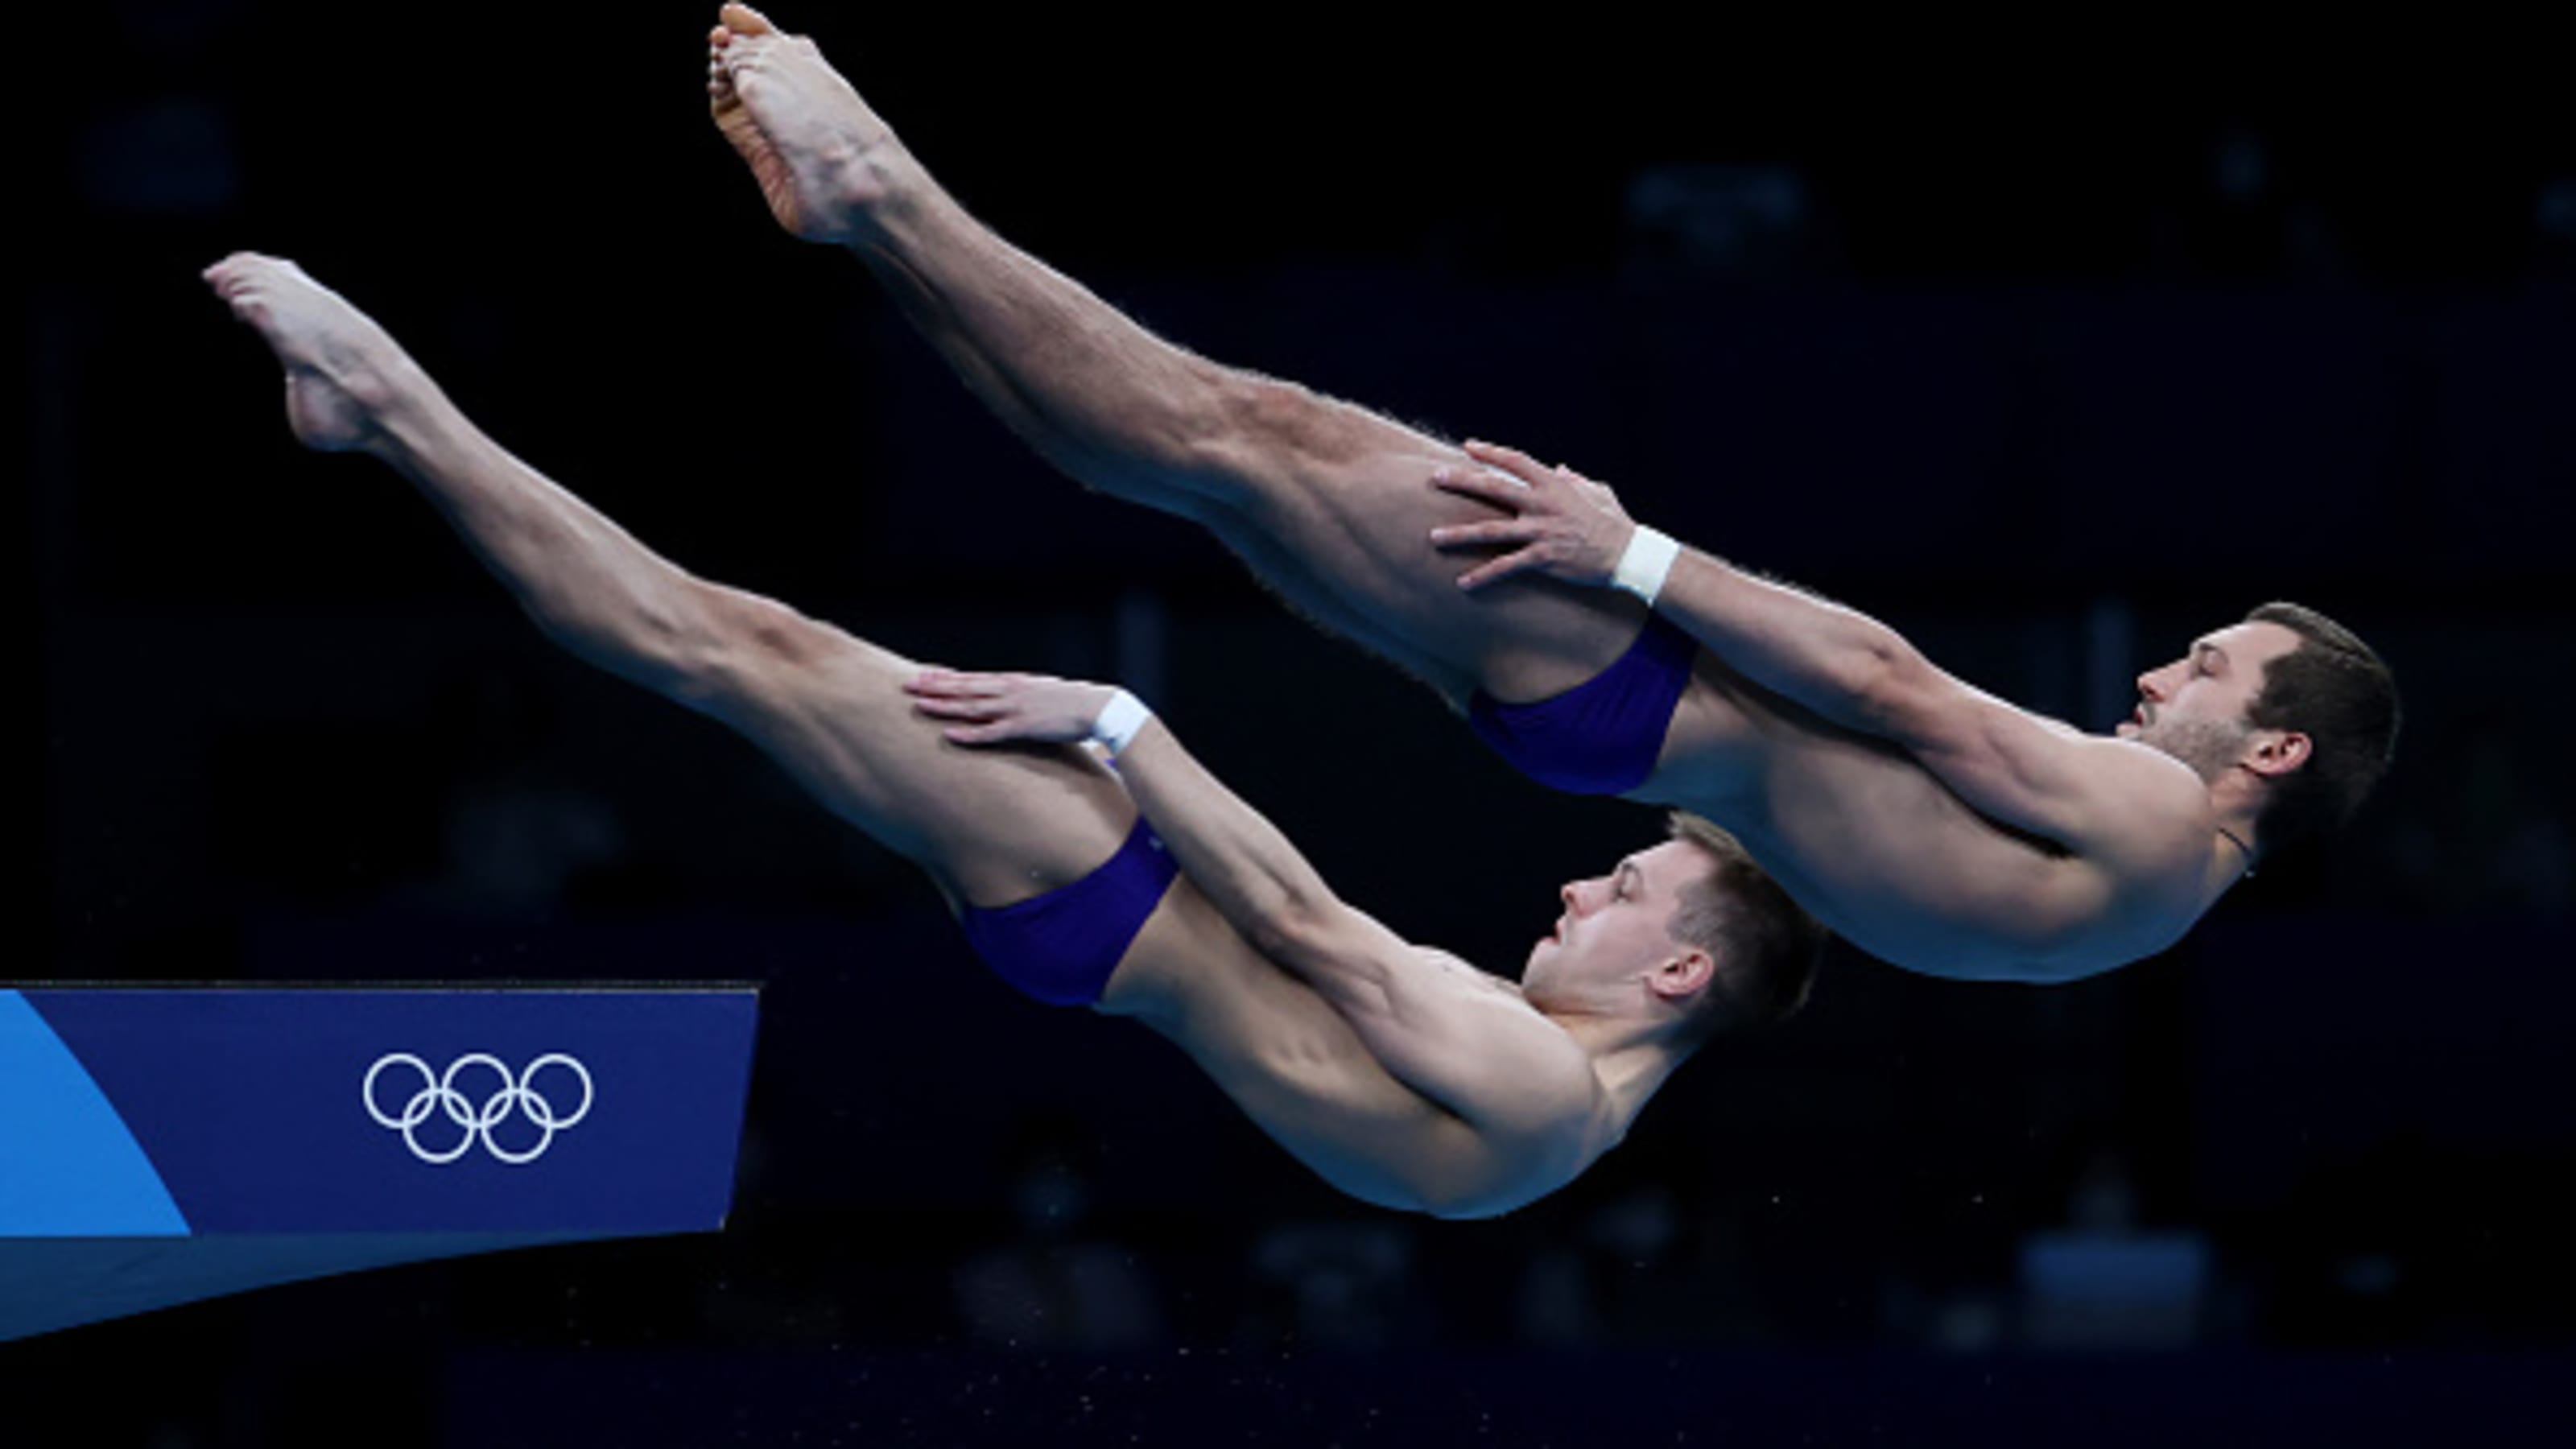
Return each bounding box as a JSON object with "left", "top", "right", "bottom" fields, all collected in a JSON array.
[{"left": 0, "top": 990, "right": 189, "bottom": 1236}]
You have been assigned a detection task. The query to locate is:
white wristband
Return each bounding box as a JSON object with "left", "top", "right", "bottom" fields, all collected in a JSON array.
[
  {"left": 1090, "top": 688, "right": 1154, "bottom": 756},
  {"left": 1610, "top": 524, "right": 1681, "bottom": 604}
]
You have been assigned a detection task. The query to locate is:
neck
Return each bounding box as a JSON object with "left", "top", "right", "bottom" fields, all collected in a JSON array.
[
  {"left": 2215, "top": 822, "right": 2258, "bottom": 877},
  {"left": 1552, "top": 1013, "right": 1687, "bottom": 1121},
  {"left": 2207, "top": 770, "right": 2266, "bottom": 880}
]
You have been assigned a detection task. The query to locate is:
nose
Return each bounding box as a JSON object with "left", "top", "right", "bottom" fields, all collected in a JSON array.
[
  {"left": 2136, "top": 664, "right": 2174, "bottom": 702},
  {"left": 1561, "top": 878, "right": 1593, "bottom": 915}
]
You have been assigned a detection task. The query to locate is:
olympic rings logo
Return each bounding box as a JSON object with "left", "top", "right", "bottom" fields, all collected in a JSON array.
[{"left": 362, "top": 1053, "right": 594, "bottom": 1165}]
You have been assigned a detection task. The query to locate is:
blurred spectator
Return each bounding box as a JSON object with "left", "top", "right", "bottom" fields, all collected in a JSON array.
[
  {"left": 2015, "top": 1147, "right": 2212, "bottom": 1350},
  {"left": 1242, "top": 1219, "right": 1425, "bottom": 1349},
  {"left": 1516, "top": 1183, "right": 1736, "bottom": 1345},
  {"left": 952, "top": 1117, "right": 1165, "bottom": 1350}
]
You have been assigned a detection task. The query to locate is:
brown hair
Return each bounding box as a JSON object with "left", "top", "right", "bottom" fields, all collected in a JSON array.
[
  {"left": 2241, "top": 602, "right": 2401, "bottom": 854},
  {"left": 1661, "top": 812, "right": 1827, "bottom": 1046}
]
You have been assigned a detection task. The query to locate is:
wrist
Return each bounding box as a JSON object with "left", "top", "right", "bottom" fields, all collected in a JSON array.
[
  {"left": 1089, "top": 688, "right": 1154, "bottom": 755},
  {"left": 1610, "top": 524, "right": 1681, "bottom": 604}
]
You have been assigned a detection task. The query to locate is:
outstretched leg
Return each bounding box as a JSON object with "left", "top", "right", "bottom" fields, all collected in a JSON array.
[
  {"left": 204, "top": 252, "right": 1134, "bottom": 910},
  {"left": 208, "top": 254, "right": 1559, "bottom": 1216},
  {"left": 705, "top": 6, "right": 1649, "bottom": 706}
]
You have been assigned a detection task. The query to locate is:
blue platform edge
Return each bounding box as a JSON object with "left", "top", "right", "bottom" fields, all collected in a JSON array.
[
  {"left": 0, "top": 990, "right": 190, "bottom": 1236},
  {"left": 1, "top": 984, "right": 758, "bottom": 1340},
  {"left": 8, "top": 985, "right": 758, "bottom": 1236}
]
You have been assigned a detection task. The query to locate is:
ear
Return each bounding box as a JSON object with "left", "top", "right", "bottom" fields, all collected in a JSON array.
[
  {"left": 2243, "top": 729, "right": 2312, "bottom": 780},
  {"left": 1648, "top": 947, "right": 1717, "bottom": 1004}
]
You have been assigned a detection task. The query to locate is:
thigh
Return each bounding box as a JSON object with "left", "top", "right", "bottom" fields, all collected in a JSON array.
[
  {"left": 1627, "top": 661, "right": 1823, "bottom": 821},
  {"left": 691, "top": 595, "right": 1140, "bottom": 908},
  {"left": 1199, "top": 389, "right": 1652, "bottom": 704}
]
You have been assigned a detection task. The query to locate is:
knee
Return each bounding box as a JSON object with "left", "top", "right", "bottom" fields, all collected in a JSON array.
[
  {"left": 1215, "top": 370, "right": 1299, "bottom": 440},
  {"left": 724, "top": 592, "right": 828, "bottom": 666},
  {"left": 667, "top": 587, "right": 846, "bottom": 712},
  {"left": 1199, "top": 372, "right": 1354, "bottom": 480}
]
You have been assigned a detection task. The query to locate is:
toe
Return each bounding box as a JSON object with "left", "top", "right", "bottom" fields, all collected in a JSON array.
[{"left": 720, "top": 4, "right": 777, "bottom": 38}]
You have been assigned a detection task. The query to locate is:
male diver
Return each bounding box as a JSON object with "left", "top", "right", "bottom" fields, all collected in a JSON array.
[{"left": 702, "top": 5, "right": 2397, "bottom": 984}]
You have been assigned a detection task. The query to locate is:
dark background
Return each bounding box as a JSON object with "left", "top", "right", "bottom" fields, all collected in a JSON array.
[{"left": 10, "top": 3, "right": 2574, "bottom": 1445}]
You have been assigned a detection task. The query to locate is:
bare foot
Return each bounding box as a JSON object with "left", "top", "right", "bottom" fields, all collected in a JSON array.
[
  {"left": 706, "top": 3, "right": 903, "bottom": 242},
  {"left": 204, "top": 253, "right": 419, "bottom": 453}
]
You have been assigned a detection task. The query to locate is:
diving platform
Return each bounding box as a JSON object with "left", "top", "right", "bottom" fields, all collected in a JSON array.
[{"left": 0, "top": 983, "right": 757, "bottom": 1340}]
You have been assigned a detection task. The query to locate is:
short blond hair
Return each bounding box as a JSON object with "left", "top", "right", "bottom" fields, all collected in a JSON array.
[{"left": 1662, "top": 812, "right": 1827, "bottom": 1046}]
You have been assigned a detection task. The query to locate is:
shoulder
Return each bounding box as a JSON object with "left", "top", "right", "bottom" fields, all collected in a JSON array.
[
  {"left": 1410, "top": 948, "right": 1601, "bottom": 1087},
  {"left": 1424, "top": 950, "right": 1604, "bottom": 1096},
  {"left": 1403, "top": 944, "right": 1536, "bottom": 1002},
  {"left": 2023, "top": 739, "right": 2226, "bottom": 946},
  {"left": 2086, "top": 737, "right": 2222, "bottom": 848}
]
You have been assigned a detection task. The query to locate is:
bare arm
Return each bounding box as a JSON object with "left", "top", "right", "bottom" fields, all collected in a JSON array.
[
  {"left": 1429, "top": 442, "right": 2203, "bottom": 855},
  {"left": 907, "top": 671, "right": 1602, "bottom": 1148}
]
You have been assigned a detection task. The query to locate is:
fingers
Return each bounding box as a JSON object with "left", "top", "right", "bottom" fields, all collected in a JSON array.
[
  {"left": 907, "top": 668, "right": 1023, "bottom": 745},
  {"left": 1454, "top": 547, "right": 1546, "bottom": 592},
  {"left": 907, "top": 679, "right": 1019, "bottom": 748},
  {"left": 904, "top": 667, "right": 1011, "bottom": 696},
  {"left": 1462, "top": 438, "right": 1550, "bottom": 482},
  {"left": 1429, "top": 464, "right": 1533, "bottom": 505},
  {"left": 1426, "top": 518, "right": 1538, "bottom": 551},
  {"left": 906, "top": 685, "right": 1005, "bottom": 711}
]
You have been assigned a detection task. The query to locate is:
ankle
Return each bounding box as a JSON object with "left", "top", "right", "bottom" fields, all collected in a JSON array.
[
  {"left": 820, "top": 132, "right": 923, "bottom": 239},
  {"left": 354, "top": 366, "right": 459, "bottom": 463}
]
